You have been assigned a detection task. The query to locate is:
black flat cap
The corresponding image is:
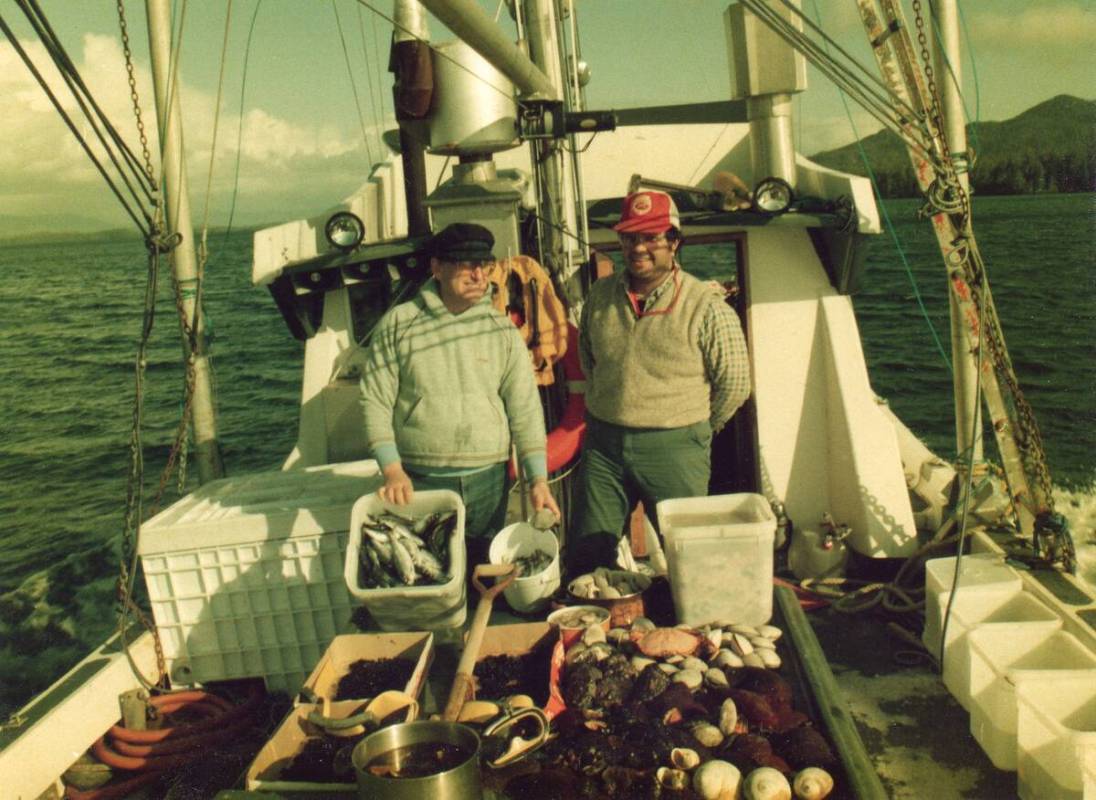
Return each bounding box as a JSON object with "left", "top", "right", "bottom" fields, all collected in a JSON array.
[{"left": 430, "top": 222, "right": 496, "bottom": 264}]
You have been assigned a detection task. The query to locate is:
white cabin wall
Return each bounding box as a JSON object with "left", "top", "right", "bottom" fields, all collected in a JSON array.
[{"left": 747, "top": 227, "right": 918, "bottom": 557}]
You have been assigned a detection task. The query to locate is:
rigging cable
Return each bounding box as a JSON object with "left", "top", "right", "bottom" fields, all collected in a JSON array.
[
  {"left": 806, "top": 0, "right": 952, "bottom": 371},
  {"left": 223, "top": 0, "right": 264, "bottom": 242},
  {"left": 332, "top": 0, "right": 376, "bottom": 167},
  {"left": 0, "top": 13, "right": 151, "bottom": 237},
  {"left": 356, "top": 2, "right": 386, "bottom": 160}
]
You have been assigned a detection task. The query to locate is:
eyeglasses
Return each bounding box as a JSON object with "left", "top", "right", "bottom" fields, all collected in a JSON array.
[{"left": 618, "top": 233, "right": 670, "bottom": 249}]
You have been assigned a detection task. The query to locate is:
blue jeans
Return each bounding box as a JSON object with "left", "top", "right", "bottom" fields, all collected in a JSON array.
[{"left": 404, "top": 463, "right": 510, "bottom": 569}]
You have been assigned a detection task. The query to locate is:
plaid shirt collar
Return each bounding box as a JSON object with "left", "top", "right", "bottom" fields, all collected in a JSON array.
[{"left": 624, "top": 265, "right": 681, "bottom": 314}]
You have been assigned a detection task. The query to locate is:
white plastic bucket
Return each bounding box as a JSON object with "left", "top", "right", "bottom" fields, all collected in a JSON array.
[{"left": 489, "top": 523, "right": 560, "bottom": 613}]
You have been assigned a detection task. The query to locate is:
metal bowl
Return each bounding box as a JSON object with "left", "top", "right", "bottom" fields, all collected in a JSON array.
[{"left": 352, "top": 719, "right": 481, "bottom": 800}]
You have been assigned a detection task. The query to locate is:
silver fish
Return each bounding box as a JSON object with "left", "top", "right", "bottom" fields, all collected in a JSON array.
[{"left": 388, "top": 530, "right": 416, "bottom": 585}]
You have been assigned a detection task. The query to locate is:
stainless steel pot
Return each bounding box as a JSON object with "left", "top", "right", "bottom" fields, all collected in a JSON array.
[{"left": 352, "top": 719, "right": 482, "bottom": 800}]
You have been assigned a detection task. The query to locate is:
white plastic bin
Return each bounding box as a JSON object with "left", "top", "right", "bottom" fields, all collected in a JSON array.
[
  {"left": 344, "top": 489, "right": 467, "bottom": 632},
  {"left": 932, "top": 589, "right": 1060, "bottom": 710},
  {"left": 922, "top": 553, "right": 1021, "bottom": 657},
  {"left": 489, "top": 522, "right": 560, "bottom": 613},
  {"left": 656, "top": 493, "right": 775, "bottom": 626},
  {"left": 967, "top": 626, "right": 1096, "bottom": 770},
  {"left": 1016, "top": 673, "right": 1096, "bottom": 800},
  {"left": 139, "top": 460, "right": 383, "bottom": 693}
]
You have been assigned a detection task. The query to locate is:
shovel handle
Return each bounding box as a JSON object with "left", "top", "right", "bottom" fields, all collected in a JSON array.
[{"left": 472, "top": 562, "right": 518, "bottom": 598}]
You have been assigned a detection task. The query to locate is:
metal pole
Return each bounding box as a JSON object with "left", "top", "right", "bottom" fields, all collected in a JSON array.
[
  {"left": 932, "top": 0, "right": 982, "bottom": 463},
  {"left": 145, "top": 0, "right": 224, "bottom": 483},
  {"left": 393, "top": 0, "right": 431, "bottom": 236},
  {"left": 417, "top": 0, "right": 558, "bottom": 100}
]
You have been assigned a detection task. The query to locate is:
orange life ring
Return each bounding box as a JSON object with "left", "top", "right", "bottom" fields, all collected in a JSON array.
[{"left": 510, "top": 323, "right": 586, "bottom": 479}]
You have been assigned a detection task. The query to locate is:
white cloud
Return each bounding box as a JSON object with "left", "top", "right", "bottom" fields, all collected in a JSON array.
[
  {"left": 973, "top": 4, "right": 1096, "bottom": 50},
  {"left": 0, "top": 33, "right": 383, "bottom": 229}
]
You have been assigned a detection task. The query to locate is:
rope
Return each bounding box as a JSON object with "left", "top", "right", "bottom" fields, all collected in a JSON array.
[
  {"left": 332, "top": 0, "right": 376, "bottom": 167},
  {"left": 198, "top": 0, "right": 235, "bottom": 258},
  {"left": 223, "top": 0, "right": 264, "bottom": 243},
  {"left": 356, "top": 1, "right": 386, "bottom": 160}
]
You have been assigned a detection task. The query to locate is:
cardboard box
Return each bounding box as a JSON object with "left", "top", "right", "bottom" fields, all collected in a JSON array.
[
  {"left": 245, "top": 700, "right": 366, "bottom": 793},
  {"left": 300, "top": 631, "right": 434, "bottom": 702}
]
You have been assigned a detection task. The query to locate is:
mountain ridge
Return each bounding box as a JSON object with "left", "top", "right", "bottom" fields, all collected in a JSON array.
[{"left": 808, "top": 94, "right": 1096, "bottom": 197}]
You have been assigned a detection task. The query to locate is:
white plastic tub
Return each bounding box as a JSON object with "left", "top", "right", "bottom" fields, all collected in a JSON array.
[
  {"left": 1016, "top": 672, "right": 1096, "bottom": 799},
  {"left": 656, "top": 493, "right": 775, "bottom": 626},
  {"left": 344, "top": 490, "right": 467, "bottom": 632},
  {"left": 489, "top": 522, "right": 560, "bottom": 613},
  {"left": 967, "top": 626, "right": 1096, "bottom": 770},
  {"left": 922, "top": 553, "right": 1021, "bottom": 657},
  {"left": 933, "top": 589, "right": 1060, "bottom": 710}
]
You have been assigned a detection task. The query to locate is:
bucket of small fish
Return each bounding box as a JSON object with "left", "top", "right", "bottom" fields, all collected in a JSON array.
[
  {"left": 488, "top": 522, "right": 560, "bottom": 613},
  {"left": 345, "top": 490, "right": 467, "bottom": 631}
]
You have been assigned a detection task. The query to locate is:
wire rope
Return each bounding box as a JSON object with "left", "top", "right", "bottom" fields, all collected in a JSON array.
[
  {"left": 332, "top": 0, "right": 376, "bottom": 167},
  {"left": 198, "top": 0, "right": 235, "bottom": 252},
  {"left": 806, "top": 0, "right": 952, "bottom": 370},
  {"left": 356, "top": 2, "right": 386, "bottom": 160},
  {"left": 222, "top": 0, "right": 263, "bottom": 243},
  {"left": 0, "top": 13, "right": 151, "bottom": 237}
]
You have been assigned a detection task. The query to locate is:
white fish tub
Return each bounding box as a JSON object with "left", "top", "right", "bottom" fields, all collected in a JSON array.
[
  {"left": 921, "top": 553, "right": 1022, "bottom": 658},
  {"left": 967, "top": 625, "right": 1096, "bottom": 770},
  {"left": 1016, "top": 673, "right": 1096, "bottom": 800},
  {"left": 657, "top": 493, "right": 776, "bottom": 626}
]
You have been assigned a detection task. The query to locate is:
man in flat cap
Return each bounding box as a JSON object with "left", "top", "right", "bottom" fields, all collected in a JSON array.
[
  {"left": 571, "top": 190, "right": 751, "bottom": 570},
  {"left": 360, "top": 222, "right": 559, "bottom": 564}
]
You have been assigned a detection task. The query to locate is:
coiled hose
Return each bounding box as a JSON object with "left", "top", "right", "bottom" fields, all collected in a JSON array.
[{"left": 64, "top": 684, "right": 265, "bottom": 800}]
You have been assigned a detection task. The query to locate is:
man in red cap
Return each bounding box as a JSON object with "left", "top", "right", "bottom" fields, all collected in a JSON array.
[{"left": 571, "top": 190, "right": 751, "bottom": 569}]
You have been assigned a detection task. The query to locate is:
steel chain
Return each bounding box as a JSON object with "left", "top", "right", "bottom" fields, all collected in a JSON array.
[{"left": 117, "top": 0, "right": 155, "bottom": 187}]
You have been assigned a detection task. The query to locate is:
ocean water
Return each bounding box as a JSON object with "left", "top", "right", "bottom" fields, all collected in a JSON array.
[{"left": 0, "top": 193, "right": 1092, "bottom": 715}]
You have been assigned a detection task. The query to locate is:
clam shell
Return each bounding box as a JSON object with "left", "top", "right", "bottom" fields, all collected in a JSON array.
[
  {"left": 564, "top": 642, "right": 588, "bottom": 666},
  {"left": 631, "top": 655, "right": 656, "bottom": 671},
  {"left": 672, "top": 668, "right": 704, "bottom": 690},
  {"left": 714, "top": 648, "right": 745, "bottom": 669},
  {"left": 607, "top": 627, "right": 631, "bottom": 646},
  {"left": 729, "top": 632, "right": 755, "bottom": 657},
  {"left": 750, "top": 636, "right": 777, "bottom": 651},
  {"left": 758, "top": 649, "right": 782, "bottom": 669},
  {"left": 730, "top": 623, "right": 760, "bottom": 637},
  {"left": 758, "top": 624, "right": 783, "bottom": 641},
  {"left": 457, "top": 700, "right": 500, "bottom": 724},
  {"left": 670, "top": 747, "right": 701, "bottom": 770},
  {"left": 704, "top": 667, "right": 729, "bottom": 690},
  {"left": 666, "top": 654, "right": 685, "bottom": 665},
  {"left": 682, "top": 656, "right": 708, "bottom": 673},
  {"left": 675, "top": 623, "right": 695, "bottom": 630},
  {"left": 506, "top": 694, "right": 534, "bottom": 710},
  {"left": 630, "top": 616, "right": 656, "bottom": 633},
  {"left": 705, "top": 628, "right": 723, "bottom": 651},
  {"left": 792, "top": 767, "right": 834, "bottom": 800},
  {"left": 718, "top": 697, "right": 738, "bottom": 736},
  {"left": 657, "top": 767, "right": 690, "bottom": 790},
  {"left": 583, "top": 624, "right": 607, "bottom": 646},
  {"left": 691, "top": 721, "right": 725, "bottom": 748},
  {"left": 602, "top": 585, "right": 622, "bottom": 599},
  {"left": 742, "top": 652, "right": 766, "bottom": 669},
  {"left": 658, "top": 662, "right": 680, "bottom": 674}
]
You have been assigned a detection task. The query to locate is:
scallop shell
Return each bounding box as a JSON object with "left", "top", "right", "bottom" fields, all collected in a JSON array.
[
  {"left": 691, "top": 721, "right": 725, "bottom": 748},
  {"left": 714, "top": 648, "right": 745, "bottom": 669},
  {"left": 718, "top": 697, "right": 738, "bottom": 736},
  {"left": 705, "top": 667, "right": 730, "bottom": 690},
  {"left": 672, "top": 668, "right": 704, "bottom": 691},
  {"left": 657, "top": 767, "right": 690, "bottom": 790},
  {"left": 792, "top": 767, "right": 835, "bottom": 800},
  {"left": 742, "top": 652, "right": 766, "bottom": 669},
  {"left": 758, "top": 649, "right": 782, "bottom": 669},
  {"left": 744, "top": 766, "right": 792, "bottom": 800},
  {"left": 670, "top": 747, "right": 701, "bottom": 770},
  {"left": 758, "top": 624, "right": 783, "bottom": 641},
  {"left": 729, "top": 633, "right": 755, "bottom": 657}
]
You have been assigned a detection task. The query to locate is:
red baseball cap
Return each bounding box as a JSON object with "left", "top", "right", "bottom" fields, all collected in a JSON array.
[{"left": 613, "top": 190, "right": 681, "bottom": 234}]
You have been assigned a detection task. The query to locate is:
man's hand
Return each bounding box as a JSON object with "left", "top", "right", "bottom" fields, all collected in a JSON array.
[
  {"left": 379, "top": 462, "right": 414, "bottom": 505},
  {"left": 529, "top": 478, "right": 561, "bottom": 521}
]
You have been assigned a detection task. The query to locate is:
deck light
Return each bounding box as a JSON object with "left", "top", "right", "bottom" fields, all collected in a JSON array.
[
  {"left": 325, "top": 212, "right": 365, "bottom": 251},
  {"left": 752, "top": 177, "right": 794, "bottom": 214}
]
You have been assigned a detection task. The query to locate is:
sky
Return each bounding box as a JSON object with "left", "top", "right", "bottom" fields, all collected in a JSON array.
[{"left": 0, "top": 0, "right": 1093, "bottom": 234}]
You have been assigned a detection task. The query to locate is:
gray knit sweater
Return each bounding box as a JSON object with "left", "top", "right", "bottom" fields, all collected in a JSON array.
[{"left": 360, "top": 280, "right": 547, "bottom": 471}]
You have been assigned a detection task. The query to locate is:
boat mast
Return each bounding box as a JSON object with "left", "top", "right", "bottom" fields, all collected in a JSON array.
[
  {"left": 932, "top": 0, "right": 982, "bottom": 465},
  {"left": 145, "top": 0, "right": 225, "bottom": 483}
]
